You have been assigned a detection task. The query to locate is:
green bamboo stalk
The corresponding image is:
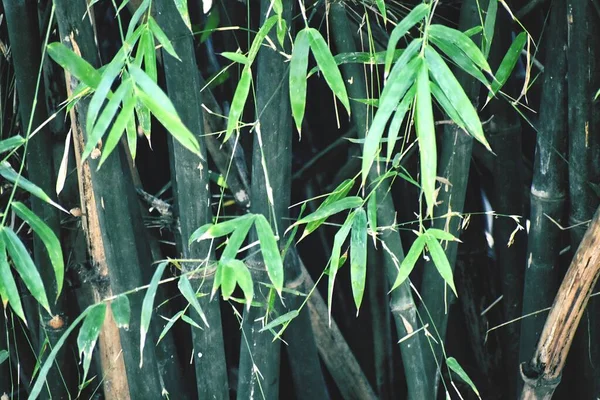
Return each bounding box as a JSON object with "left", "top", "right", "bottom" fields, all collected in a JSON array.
[
  {"left": 566, "top": 0, "right": 600, "bottom": 396},
  {"left": 152, "top": 2, "right": 229, "bottom": 398},
  {"left": 518, "top": 0, "right": 567, "bottom": 391},
  {"left": 2, "top": 1, "right": 73, "bottom": 397},
  {"left": 237, "top": 2, "right": 328, "bottom": 399},
  {"left": 329, "top": 4, "right": 431, "bottom": 399},
  {"left": 417, "top": 0, "right": 485, "bottom": 395}
]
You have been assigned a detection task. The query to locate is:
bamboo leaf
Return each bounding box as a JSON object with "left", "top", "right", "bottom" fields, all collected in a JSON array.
[
  {"left": 483, "top": 0, "right": 498, "bottom": 58},
  {"left": 142, "top": 29, "right": 158, "bottom": 83},
  {"left": 172, "top": 0, "right": 192, "bottom": 31},
  {"left": 276, "top": 18, "right": 287, "bottom": 48},
  {"left": 430, "top": 81, "right": 466, "bottom": 130},
  {"left": 219, "top": 260, "right": 237, "bottom": 300},
  {"left": 302, "top": 179, "right": 355, "bottom": 238},
  {"left": 375, "top": 0, "right": 386, "bottom": 23},
  {"left": 428, "top": 24, "right": 491, "bottom": 73},
  {"left": 328, "top": 211, "right": 355, "bottom": 324},
  {"left": 157, "top": 310, "right": 184, "bottom": 344},
  {"left": 0, "top": 162, "right": 67, "bottom": 213},
  {"left": 148, "top": 16, "right": 180, "bottom": 59},
  {"left": 0, "top": 239, "right": 25, "bottom": 322},
  {"left": 391, "top": 235, "right": 426, "bottom": 291},
  {"left": 189, "top": 214, "right": 255, "bottom": 244},
  {"left": 126, "top": 100, "right": 138, "bottom": 159},
  {"left": 489, "top": 32, "right": 527, "bottom": 98},
  {"left": 363, "top": 40, "right": 422, "bottom": 185},
  {"left": 0, "top": 135, "right": 25, "bottom": 154},
  {"left": 425, "top": 47, "right": 491, "bottom": 151},
  {"left": 1, "top": 227, "right": 50, "bottom": 313},
  {"left": 224, "top": 259, "right": 253, "bottom": 310},
  {"left": 367, "top": 191, "right": 378, "bottom": 239},
  {"left": 225, "top": 66, "right": 252, "bottom": 142},
  {"left": 77, "top": 303, "right": 106, "bottom": 385},
  {"left": 47, "top": 42, "right": 101, "bottom": 88},
  {"left": 384, "top": 3, "right": 430, "bottom": 78},
  {"left": 178, "top": 275, "right": 209, "bottom": 327},
  {"left": 221, "top": 215, "right": 255, "bottom": 260},
  {"left": 447, "top": 357, "right": 481, "bottom": 398},
  {"left": 111, "top": 295, "right": 130, "bottom": 329},
  {"left": 296, "top": 196, "right": 363, "bottom": 226},
  {"left": 425, "top": 235, "right": 457, "bottom": 296},
  {"left": 415, "top": 59, "right": 437, "bottom": 216},
  {"left": 247, "top": 16, "right": 278, "bottom": 62},
  {"left": 12, "top": 202, "right": 64, "bottom": 298},
  {"left": 99, "top": 86, "right": 137, "bottom": 167},
  {"left": 386, "top": 84, "right": 416, "bottom": 164},
  {"left": 426, "top": 228, "right": 458, "bottom": 242},
  {"left": 140, "top": 261, "right": 168, "bottom": 367},
  {"left": 259, "top": 310, "right": 299, "bottom": 332},
  {"left": 127, "top": 0, "right": 151, "bottom": 38},
  {"left": 350, "top": 208, "right": 367, "bottom": 312},
  {"left": 220, "top": 51, "right": 249, "bottom": 65},
  {"left": 308, "top": 49, "right": 405, "bottom": 77},
  {"left": 181, "top": 314, "right": 202, "bottom": 329},
  {"left": 428, "top": 36, "right": 489, "bottom": 87},
  {"left": 307, "top": 28, "right": 351, "bottom": 115},
  {"left": 0, "top": 350, "right": 7, "bottom": 365},
  {"left": 290, "top": 29, "right": 310, "bottom": 134},
  {"left": 255, "top": 215, "right": 284, "bottom": 295}
]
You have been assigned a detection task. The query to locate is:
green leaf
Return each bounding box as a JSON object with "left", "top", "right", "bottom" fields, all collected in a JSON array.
[
  {"left": 386, "top": 84, "right": 416, "bottom": 164},
  {"left": 173, "top": 0, "right": 192, "bottom": 31},
  {"left": 148, "top": 16, "right": 180, "bottom": 60},
  {"left": 178, "top": 275, "right": 209, "bottom": 327},
  {"left": 0, "top": 162, "right": 67, "bottom": 213},
  {"left": 430, "top": 81, "right": 466, "bottom": 130},
  {"left": 428, "top": 36, "right": 489, "bottom": 87},
  {"left": 463, "top": 26, "right": 483, "bottom": 37},
  {"left": 384, "top": 3, "right": 430, "bottom": 78},
  {"left": 308, "top": 49, "right": 405, "bottom": 77},
  {"left": 271, "top": 0, "right": 283, "bottom": 15},
  {"left": 221, "top": 215, "right": 255, "bottom": 260},
  {"left": 0, "top": 349, "right": 7, "bottom": 365},
  {"left": 99, "top": 85, "right": 137, "bottom": 167},
  {"left": 47, "top": 43, "right": 101, "bottom": 89},
  {"left": 142, "top": 29, "right": 158, "bottom": 83},
  {"left": 1, "top": 227, "right": 50, "bottom": 313},
  {"left": 425, "top": 47, "right": 491, "bottom": 151},
  {"left": 426, "top": 228, "right": 458, "bottom": 242},
  {"left": 247, "top": 16, "right": 279, "bottom": 62},
  {"left": 140, "top": 261, "right": 168, "bottom": 367},
  {"left": 290, "top": 29, "right": 311, "bottom": 134},
  {"left": 362, "top": 40, "right": 422, "bottom": 185},
  {"left": 0, "top": 135, "right": 25, "bottom": 154},
  {"left": 126, "top": 99, "right": 138, "bottom": 159},
  {"left": 127, "top": 0, "right": 151, "bottom": 39},
  {"left": 307, "top": 28, "right": 351, "bottom": 116},
  {"left": 259, "top": 310, "right": 299, "bottom": 332},
  {"left": 428, "top": 24, "right": 491, "bottom": 73},
  {"left": 157, "top": 310, "right": 184, "bottom": 344},
  {"left": 483, "top": 0, "right": 498, "bottom": 58},
  {"left": 489, "top": 32, "right": 527, "bottom": 98},
  {"left": 224, "top": 65, "right": 252, "bottom": 142},
  {"left": 254, "top": 215, "right": 284, "bottom": 295},
  {"left": 12, "top": 202, "right": 64, "bottom": 298},
  {"left": 111, "top": 295, "right": 130, "bottom": 329},
  {"left": 276, "top": 17, "right": 287, "bottom": 48},
  {"left": 233, "top": 261, "right": 253, "bottom": 310},
  {"left": 78, "top": 303, "right": 106, "bottom": 385},
  {"left": 131, "top": 66, "right": 200, "bottom": 156},
  {"left": 220, "top": 51, "right": 249, "bottom": 65},
  {"left": 415, "top": 59, "right": 437, "bottom": 217},
  {"left": 302, "top": 179, "right": 355, "bottom": 239},
  {"left": 391, "top": 234, "right": 426, "bottom": 291},
  {"left": 367, "top": 191, "right": 378, "bottom": 239},
  {"left": 0, "top": 239, "right": 25, "bottom": 322},
  {"left": 219, "top": 259, "right": 254, "bottom": 310},
  {"left": 350, "top": 208, "right": 367, "bottom": 312},
  {"left": 189, "top": 214, "right": 255, "bottom": 244},
  {"left": 83, "top": 79, "right": 133, "bottom": 162},
  {"left": 296, "top": 196, "right": 363, "bottom": 226},
  {"left": 447, "top": 357, "right": 481, "bottom": 398},
  {"left": 425, "top": 235, "right": 457, "bottom": 296},
  {"left": 328, "top": 211, "right": 355, "bottom": 323},
  {"left": 375, "top": 0, "right": 387, "bottom": 23}
]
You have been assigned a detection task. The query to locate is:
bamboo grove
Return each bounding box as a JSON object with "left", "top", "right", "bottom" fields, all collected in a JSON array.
[{"left": 0, "top": 0, "right": 599, "bottom": 399}]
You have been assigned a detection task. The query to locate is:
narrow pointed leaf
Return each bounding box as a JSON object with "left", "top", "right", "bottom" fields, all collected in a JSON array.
[
  {"left": 350, "top": 208, "right": 367, "bottom": 312},
  {"left": 255, "top": 215, "right": 284, "bottom": 295},
  {"left": 447, "top": 357, "right": 480, "bottom": 397},
  {"left": 367, "top": 191, "right": 378, "bottom": 238},
  {"left": 0, "top": 136, "right": 25, "bottom": 154},
  {"left": 483, "top": 0, "right": 498, "bottom": 58},
  {"left": 172, "top": 0, "right": 192, "bottom": 31},
  {"left": 220, "top": 260, "right": 237, "bottom": 300},
  {"left": 230, "top": 259, "right": 253, "bottom": 310},
  {"left": 178, "top": 275, "right": 209, "bottom": 327},
  {"left": 290, "top": 29, "right": 311, "bottom": 133},
  {"left": 426, "top": 228, "right": 458, "bottom": 242},
  {"left": 391, "top": 234, "right": 426, "bottom": 291},
  {"left": 99, "top": 86, "right": 137, "bottom": 167},
  {"left": 157, "top": 310, "right": 184, "bottom": 344},
  {"left": 307, "top": 28, "right": 351, "bottom": 115},
  {"left": 1, "top": 227, "right": 50, "bottom": 313},
  {"left": 296, "top": 196, "right": 363, "bottom": 225},
  {"left": 189, "top": 214, "right": 255, "bottom": 244},
  {"left": 77, "top": 303, "right": 106, "bottom": 384},
  {"left": 375, "top": 0, "right": 386, "bottom": 23},
  {"left": 259, "top": 310, "right": 299, "bottom": 332},
  {"left": 428, "top": 36, "right": 489, "bottom": 87},
  {"left": 220, "top": 52, "right": 249, "bottom": 65},
  {"left": 430, "top": 80, "right": 466, "bottom": 130},
  {"left": 0, "top": 240, "right": 25, "bottom": 322},
  {"left": 225, "top": 66, "right": 252, "bottom": 142},
  {"left": 221, "top": 215, "right": 255, "bottom": 260},
  {"left": 111, "top": 295, "right": 130, "bottom": 329},
  {"left": 0, "top": 350, "right": 7, "bottom": 365},
  {"left": 428, "top": 24, "right": 491, "bottom": 73},
  {"left": 303, "top": 179, "right": 355, "bottom": 237},
  {"left": 415, "top": 59, "right": 437, "bottom": 216},
  {"left": 328, "top": 212, "right": 355, "bottom": 323},
  {"left": 140, "top": 261, "right": 168, "bottom": 367},
  {"left": 47, "top": 43, "right": 101, "bottom": 88},
  {"left": 386, "top": 84, "right": 416, "bottom": 164},
  {"left": 148, "top": 16, "right": 180, "bottom": 59},
  {"left": 247, "top": 16, "right": 278, "bottom": 62},
  {"left": 142, "top": 29, "right": 158, "bottom": 83},
  {"left": 425, "top": 235, "right": 457, "bottom": 296},
  {"left": 12, "top": 202, "right": 64, "bottom": 298},
  {"left": 489, "top": 32, "right": 527, "bottom": 97}
]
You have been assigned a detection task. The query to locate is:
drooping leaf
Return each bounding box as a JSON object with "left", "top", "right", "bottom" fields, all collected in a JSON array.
[
  {"left": 391, "top": 234, "right": 426, "bottom": 291},
  {"left": 139, "top": 261, "right": 168, "bottom": 367},
  {"left": 157, "top": 310, "right": 184, "bottom": 344},
  {"left": 425, "top": 235, "right": 457, "bottom": 296},
  {"left": 367, "top": 191, "right": 378, "bottom": 241},
  {"left": 224, "top": 66, "right": 252, "bottom": 142},
  {"left": 178, "top": 275, "right": 209, "bottom": 327},
  {"left": 219, "top": 260, "right": 237, "bottom": 300},
  {"left": 483, "top": 0, "right": 498, "bottom": 58},
  {"left": 189, "top": 214, "right": 255, "bottom": 244},
  {"left": 77, "top": 303, "right": 106, "bottom": 385},
  {"left": 99, "top": 86, "right": 137, "bottom": 167},
  {"left": 259, "top": 310, "right": 299, "bottom": 332},
  {"left": 428, "top": 24, "right": 491, "bottom": 73},
  {"left": 12, "top": 202, "right": 64, "bottom": 298},
  {"left": 296, "top": 196, "right": 363, "bottom": 226},
  {"left": 247, "top": 16, "right": 278, "bottom": 62},
  {"left": 233, "top": 261, "right": 253, "bottom": 310},
  {"left": 219, "top": 259, "right": 253, "bottom": 310},
  {"left": 127, "top": 0, "right": 151, "bottom": 39},
  {"left": 384, "top": 3, "right": 430, "bottom": 78},
  {"left": 148, "top": 16, "right": 180, "bottom": 59},
  {"left": 488, "top": 32, "right": 527, "bottom": 99},
  {"left": 111, "top": 295, "right": 130, "bottom": 329},
  {"left": 142, "top": 28, "right": 158, "bottom": 83},
  {"left": 430, "top": 81, "right": 466, "bottom": 130},
  {"left": 0, "top": 135, "right": 25, "bottom": 154},
  {"left": 415, "top": 59, "right": 437, "bottom": 216},
  {"left": 350, "top": 208, "right": 368, "bottom": 312},
  {"left": 375, "top": 0, "right": 387, "bottom": 23},
  {"left": 290, "top": 29, "right": 311, "bottom": 134},
  {"left": 386, "top": 84, "right": 416, "bottom": 164},
  {"left": 254, "top": 215, "right": 284, "bottom": 295},
  {"left": 0, "top": 239, "right": 25, "bottom": 322},
  {"left": 447, "top": 357, "right": 481, "bottom": 398},
  {"left": 173, "top": 0, "right": 192, "bottom": 31},
  {"left": 221, "top": 215, "right": 255, "bottom": 260},
  {"left": 302, "top": 179, "right": 355, "bottom": 238},
  {"left": 428, "top": 36, "right": 489, "bottom": 87},
  {"left": 328, "top": 211, "right": 355, "bottom": 323},
  {"left": 1, "top": 227, "right": 50, "bottom": 313},
  {"left": 426, "top": 228, "right": 458, "bottom": 242},
  {"left": 47, "top": 43, "right": 101, "bottom": 89}
]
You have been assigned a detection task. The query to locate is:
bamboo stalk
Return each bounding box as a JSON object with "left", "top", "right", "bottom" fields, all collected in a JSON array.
[
  {"left": 518, "top": 0, "right": 567, "bottom": 392},
  {"left": 329, "top": 4, "right": 431, "bottom": 398},
  {"left": 2, "top": 1, "right": 73, "bottom": 397},
  {"left": 520, "top": 206, "right": 600, "bottom": 399},
  {"left": 152, "top": 1, "right": 230, "bottom": 398}
]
